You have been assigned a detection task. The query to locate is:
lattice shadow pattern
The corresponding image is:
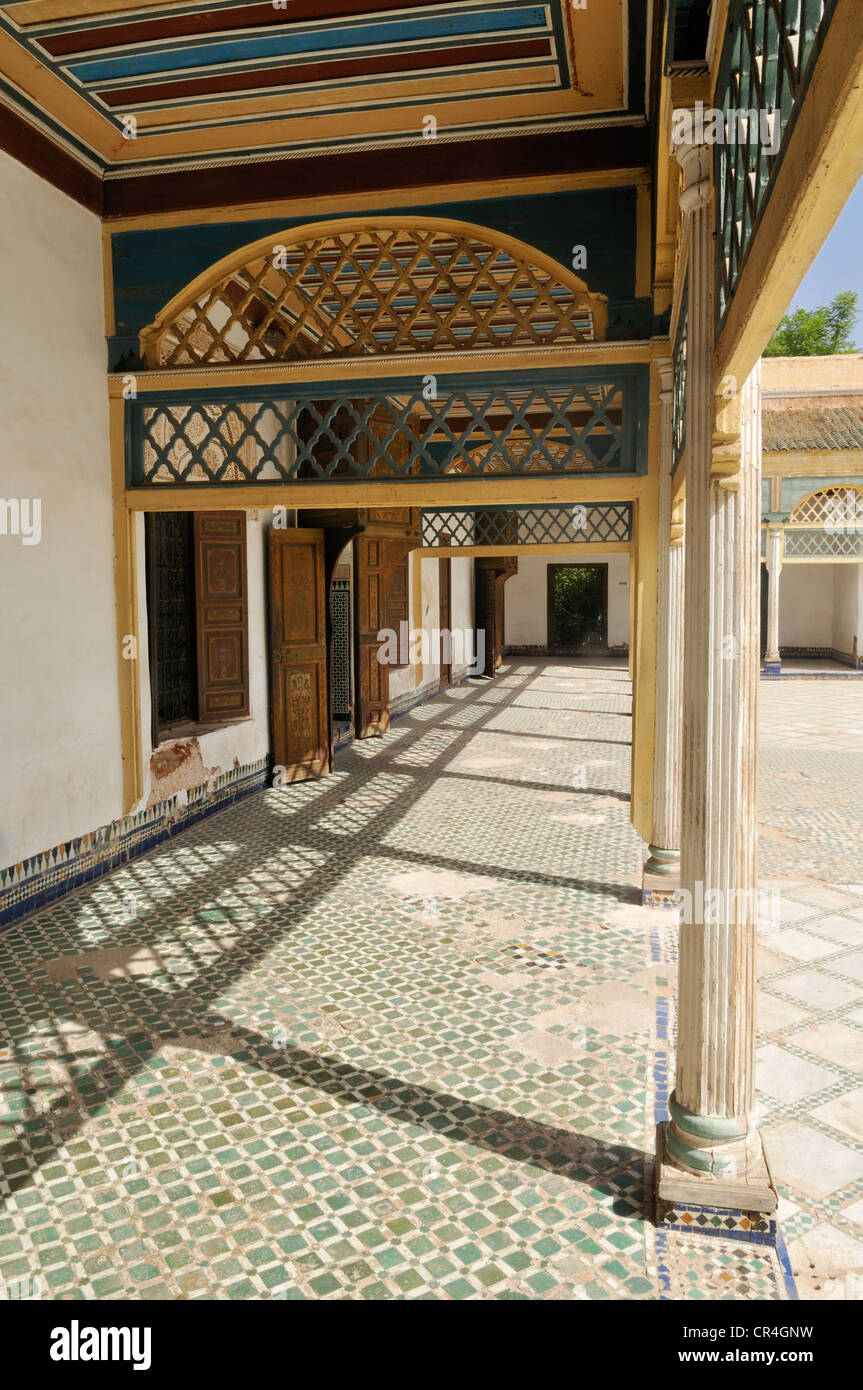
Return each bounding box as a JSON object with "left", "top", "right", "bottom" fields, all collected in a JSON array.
[
  {"left": 135, "top": 380, "right": 635, "bottom": 484},
  {"left": 421, "top": 505, "right": 633, "bottom": 548},
  {"left": 145, "top": 223, "right": 606, "bottom": 366}
]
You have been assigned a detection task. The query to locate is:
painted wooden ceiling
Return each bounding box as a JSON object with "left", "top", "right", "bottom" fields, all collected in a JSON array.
[{"left": 0, "top": 0, "right": 637, "bottom": 176}]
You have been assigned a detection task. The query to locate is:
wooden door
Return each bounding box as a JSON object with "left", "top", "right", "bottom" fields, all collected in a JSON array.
[
  {"left": 438, "top": 557, "right": 452, "bottom": 687},
  {"left": 354, "top": 534, "right": 416, "bottom": 737},
  {"left": 194, "top": 512, "right": 250, "bottom": 722},
  {"left": 268, "top": 528, "right": 330, "bottom": 781}
]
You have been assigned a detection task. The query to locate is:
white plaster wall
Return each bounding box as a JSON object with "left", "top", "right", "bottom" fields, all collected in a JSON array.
[
  {"left": 420, "top": 555, "right": 441, "bottom": 686},
  {"left": 504, "top": 553, "right": 630, "bottom": 648},
  {"left": 136, "top": 511, "right": 272, "bottom": 805},
  {"left": 778, "top": 564, "right": 836, "bottom": 646},
  {"left": 0, "top": 152, "right": 122, "bottom": 866},
  {"left": 832, "top": 564, "right": 862, "bottom": 659},
  {"left": 388, "top": 553, "right": 476, "bottom": 701},
  {"left": 450, "top": 557, "right": 474, "bottom": 675},
  {"left": 387, "top": 550, "right": 422, "bottom": 702}
]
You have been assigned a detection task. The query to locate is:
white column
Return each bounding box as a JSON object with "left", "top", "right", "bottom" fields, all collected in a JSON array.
[
  {"left": 658, "top": 141, "right": 775, "bottom": 1208},
  {"left": 764, "top": 524, "right": 783, "bottom": 673},
  {"left": 646, "top": 358, "right": 684, "bottom": 878}
]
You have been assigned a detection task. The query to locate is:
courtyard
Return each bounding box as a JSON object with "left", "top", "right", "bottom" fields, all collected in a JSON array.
[{"left": 1, "top": 662, "right": 859, "bottom": 1300}]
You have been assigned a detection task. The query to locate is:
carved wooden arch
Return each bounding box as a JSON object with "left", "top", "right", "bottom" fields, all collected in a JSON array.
[{"left": 140, "top": 216, "right": 608, "bottom": 368}]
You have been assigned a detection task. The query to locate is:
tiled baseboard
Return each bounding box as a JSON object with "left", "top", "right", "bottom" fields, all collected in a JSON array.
[{"left": 0, "top": 757, "right": 270, "bottom": 932}]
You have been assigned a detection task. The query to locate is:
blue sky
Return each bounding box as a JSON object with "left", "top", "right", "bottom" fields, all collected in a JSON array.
[{"left": 787, "top": 175, "right": 863, "bottom": 344}]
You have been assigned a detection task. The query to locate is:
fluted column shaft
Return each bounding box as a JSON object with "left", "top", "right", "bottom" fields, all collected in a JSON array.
[
  {"left": 647, "top": 359, "right": 684, "bottom": 875},
  {"left": 667, "top": 141, "right": 764, "bottom": 1180},
  {"left": 764, "top": 525, "right": 783, "bottom": 672}
]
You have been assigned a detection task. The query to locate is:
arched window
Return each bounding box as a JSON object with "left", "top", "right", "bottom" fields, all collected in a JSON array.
[
  {"left": 788, "top": 485, "right": 863, "bottom": 528},
  {"left": 141, "top": 217, "right": 607, "bottom": 368}
]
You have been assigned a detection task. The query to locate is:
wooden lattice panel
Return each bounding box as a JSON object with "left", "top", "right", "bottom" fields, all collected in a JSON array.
[
  {"left": 135, "top": 377, "right": 636, "bottom": 485},
  {"left": 143, "top": 219, "right": 607, "bottom": 367},
  {"left": 789, "top": 485, "right": 863, "bottom": 527}
]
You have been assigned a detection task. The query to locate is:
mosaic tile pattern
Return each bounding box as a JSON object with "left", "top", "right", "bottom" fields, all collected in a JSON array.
[{"left": 0, "top": 661, "right": 791, "bottom": 1300}]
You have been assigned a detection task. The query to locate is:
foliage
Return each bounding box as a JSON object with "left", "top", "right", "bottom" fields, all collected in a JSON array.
[{"left": 764, "top": 291, "right": 859, "bottom": 357}]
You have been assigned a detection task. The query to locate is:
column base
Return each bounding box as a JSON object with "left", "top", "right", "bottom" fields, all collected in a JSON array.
[
  {"left": 763, "top": 658, "right": 782, "bottom": 677},
  {"left": 644, "top": 845, "right": 680, "bottom": 877},
  {"left": 655, "top": 1122, "right": 778, "bottom": 1215},
  {"left": 642, "top": 849, "right": 681, "bottom": 907}
]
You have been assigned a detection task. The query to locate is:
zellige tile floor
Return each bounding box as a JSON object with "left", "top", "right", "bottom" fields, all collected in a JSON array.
[{"left": 0, "top": 661, "right": 858, "bottom": 1299}]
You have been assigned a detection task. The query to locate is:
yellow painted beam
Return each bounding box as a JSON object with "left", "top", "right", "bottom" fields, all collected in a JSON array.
[
  {"left": 762, "top": 451, "right": 863, "bottom": 476},
  {"left": 629, "top": 365, "right": 661, "bottom": 843},
  {"left": 419, "top": 542, "right": 631, "bottom": 557},
  {"left": 111, "top": 342, "right": 653, "bottom": 399},
  {"left": 103, "top": 168, "right": 650, "bottom": 233},
  {"left": 127, "top": 477, "right": 649, "bottom": 511}
]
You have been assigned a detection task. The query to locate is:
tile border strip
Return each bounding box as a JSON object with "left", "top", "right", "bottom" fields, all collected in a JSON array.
[{"left": 0, "top": 757, "right": 270, "bottom": 932}]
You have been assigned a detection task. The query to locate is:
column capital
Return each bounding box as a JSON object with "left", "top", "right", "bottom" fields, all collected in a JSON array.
[
  {"left": 655, "top": 355, "right": 673, "bottom": 399},
  {"left": 674, "top": 141, "right": 712, "bottom": 214}
]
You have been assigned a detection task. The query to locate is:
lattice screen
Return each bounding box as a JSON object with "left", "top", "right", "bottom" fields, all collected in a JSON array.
[
  {"left": 784, "top": 529, "right": 863, "bottom": 558},
  {"left": 330, "top": 580, "right": 352, "bottom": 721},
  {"left": 789, "top": 486, "right": 863, "bottom": 528},
  {"left": 781, "top": 488, "right": 863, "bottom": 557},
  {"left": 422, "top": 505, "right": 633, "bottom": 548},
  {"left": 133, "top": 376, "right": 641, "bottom": 485},
  {"left": 716, "top": 0, "right": 837, "bottom": 322},
  {"left": 143, "top": 222, "right": 607, "bottom": 367}
]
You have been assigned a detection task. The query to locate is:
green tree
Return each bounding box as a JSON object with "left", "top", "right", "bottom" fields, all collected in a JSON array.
[{"left": 765, "top": 290, "right": 859, "bottom": 356}]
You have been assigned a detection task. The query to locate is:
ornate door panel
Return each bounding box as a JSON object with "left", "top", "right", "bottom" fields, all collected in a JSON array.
[
  {"left": 268, "top": 528, "right": 329, "bottom": 780},
  {"left": 354, "top": 533, "right": 417, "bottom": 737},
  {"left": 194, "top": 512, "right": 249, "bottom": 721}
]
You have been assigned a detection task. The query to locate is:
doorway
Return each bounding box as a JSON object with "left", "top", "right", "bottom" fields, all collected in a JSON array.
[{"left": 547, "top": 564, "right": 608, "bottom": 652}]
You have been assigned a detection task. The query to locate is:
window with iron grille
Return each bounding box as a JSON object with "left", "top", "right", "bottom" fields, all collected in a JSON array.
[{"left": 145, "top": 512, "right": 250, "bottom": 743}]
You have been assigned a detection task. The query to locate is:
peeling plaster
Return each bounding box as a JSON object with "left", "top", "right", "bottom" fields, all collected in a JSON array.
[{"left": 147, "top": 739, "right": 220, "bottom": 809}]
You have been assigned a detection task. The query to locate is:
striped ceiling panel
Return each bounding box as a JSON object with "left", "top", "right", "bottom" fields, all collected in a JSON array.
[{"left": 0, "top": 0, "right": 629, "bottom": 173}]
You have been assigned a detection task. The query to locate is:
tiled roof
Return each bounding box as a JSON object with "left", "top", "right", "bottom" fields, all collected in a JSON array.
[{"left": 763, "top": 405, "right": 863, "bottom": 452}]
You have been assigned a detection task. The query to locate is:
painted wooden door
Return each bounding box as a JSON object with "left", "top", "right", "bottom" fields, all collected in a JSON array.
[
  {"left": 194, "top": 512, "right": 250, "bottom": 722},
  {"left": 268, "top": 527, "right": 330, "bottom": 781}
]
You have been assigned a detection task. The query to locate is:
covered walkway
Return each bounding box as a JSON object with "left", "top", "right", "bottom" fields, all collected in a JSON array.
[{"left": 0, "top": 662, "right": 795, "bottom": 1300}]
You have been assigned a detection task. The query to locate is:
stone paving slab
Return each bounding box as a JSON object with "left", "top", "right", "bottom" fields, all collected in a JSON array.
[{"left": 756, "top": 680, "right": 863, "bottom": 1299}]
